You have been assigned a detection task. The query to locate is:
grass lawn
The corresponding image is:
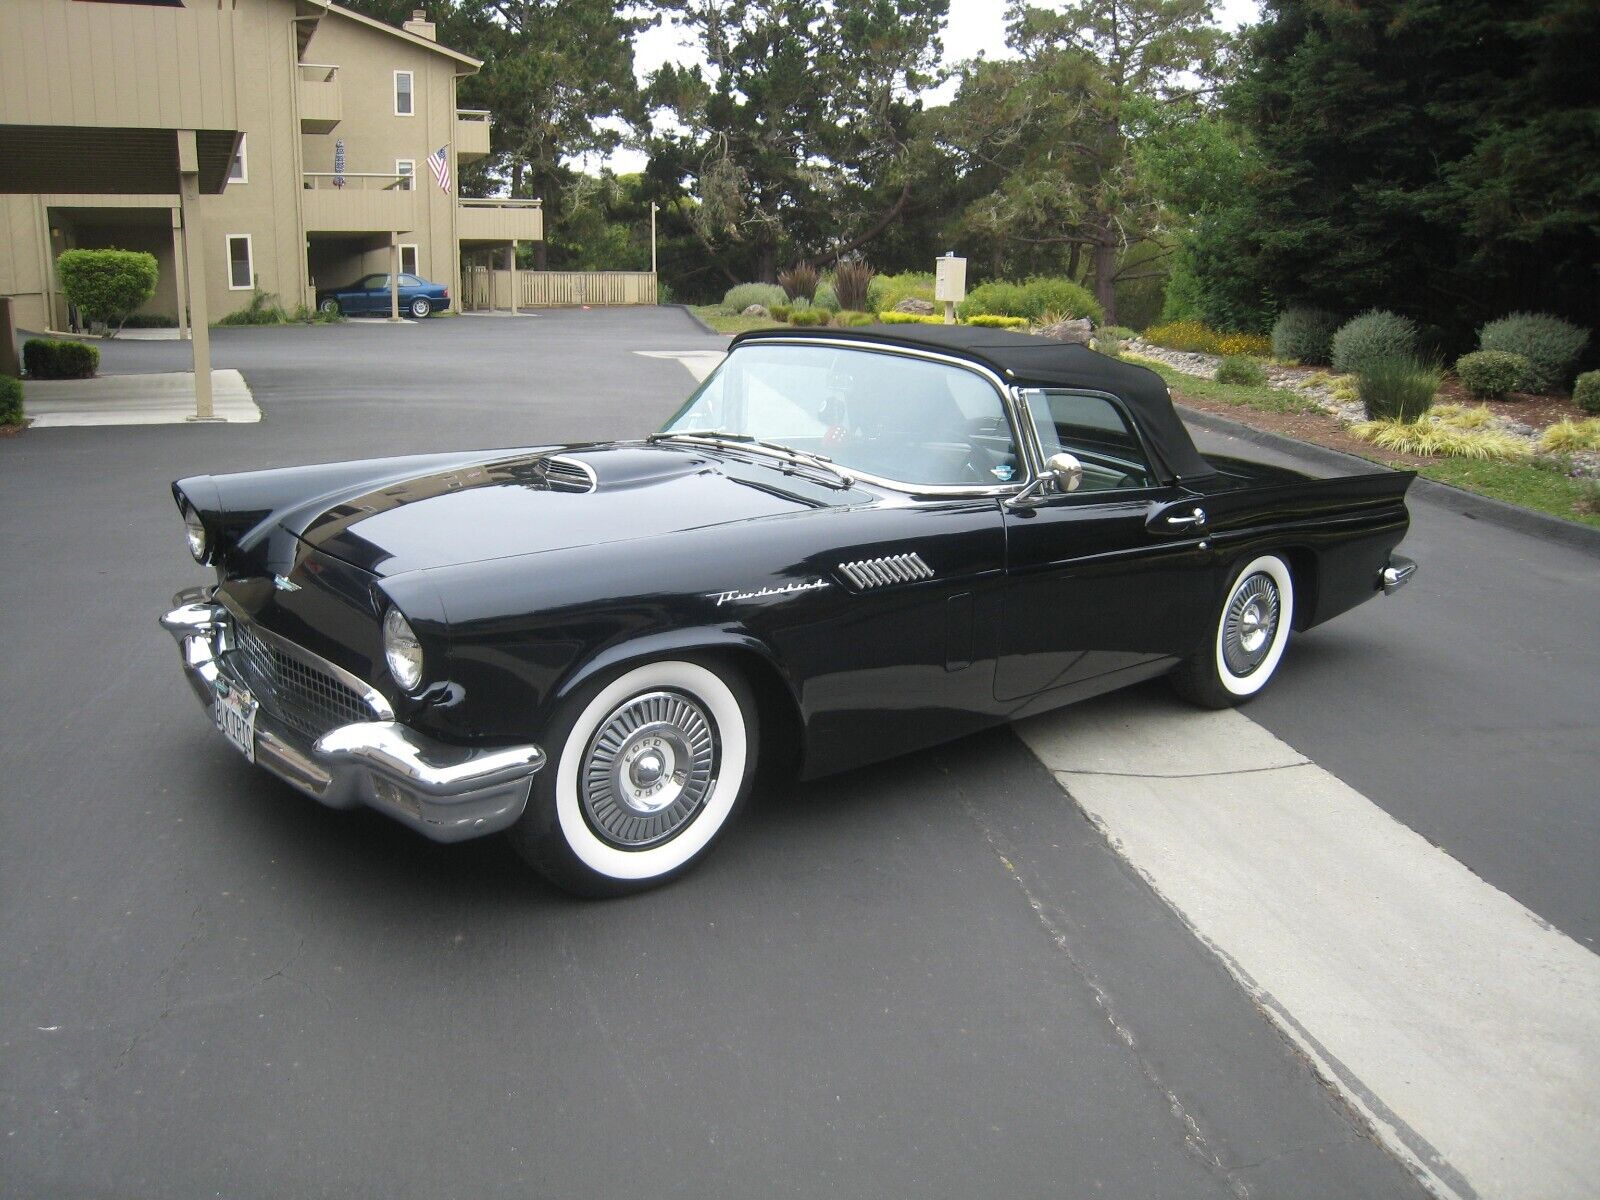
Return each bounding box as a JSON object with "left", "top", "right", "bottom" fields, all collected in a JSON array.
[{"left": 691, "top": 305, "right": 785, "bottom": 335}]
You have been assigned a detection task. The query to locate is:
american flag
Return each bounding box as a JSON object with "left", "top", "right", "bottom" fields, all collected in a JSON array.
[{"left": 427, "top": 145, "right": 451, "bottom": 194}]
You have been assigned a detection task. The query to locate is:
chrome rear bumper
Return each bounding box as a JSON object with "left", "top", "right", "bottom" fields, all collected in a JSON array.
[
  {"left": 1379, "top": 554, "right": 1418, "bottom": 596},
  {"left": 160, "top": 589, "right": 544, "bottom": 843}
]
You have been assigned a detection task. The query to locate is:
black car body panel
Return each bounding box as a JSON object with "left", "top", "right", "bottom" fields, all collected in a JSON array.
[{"left": 166, "top": 325, "right": 1415, "bottom": 839}]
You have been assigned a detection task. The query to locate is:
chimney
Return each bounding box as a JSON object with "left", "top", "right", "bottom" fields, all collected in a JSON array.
[{"left": 402, "top": 9, "right": 436, "bottom": 41}]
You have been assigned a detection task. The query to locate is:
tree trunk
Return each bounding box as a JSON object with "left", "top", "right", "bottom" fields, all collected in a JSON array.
[
  {"left": 1067, "top": 241, "right": 1081, "bottom": 283},
  {"left": 1092, "top": 227, "right": 1118, "bottom": 326},
  {"left": 755, "top": 243, "right": 777, "bottom": 284},
  {"left": 534, "top": 240, "right": 548, "bottom": 270}
]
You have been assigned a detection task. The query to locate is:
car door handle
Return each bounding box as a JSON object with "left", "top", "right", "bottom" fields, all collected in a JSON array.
[{"left": 1164, "top": 507, "right": 1207, "bottom": 528}]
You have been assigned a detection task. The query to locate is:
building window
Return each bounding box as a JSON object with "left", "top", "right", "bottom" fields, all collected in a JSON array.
[
  {"left": 226, "top": 235, "right": 253, "bottom": 291},
  {"left": 229, "top": 134, "right": 247, "bottom": 184},
  {"left": 396, "top": 159, "right": 415, "bottom": 191},
  {"left": 394, "top": 70, "right": 414, "bottom": 116},
  {"left": 400, "top": 244, "right": 419, "bottom": 276}
]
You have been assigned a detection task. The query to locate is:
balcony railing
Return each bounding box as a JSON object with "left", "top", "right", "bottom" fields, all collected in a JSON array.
[
  {"left": 458, "top": 197, "right": 544, "bottom": 243},
  {"left": 298, "top": 64, "right": 341, "bottom": 134},
  {"left": 302, "top": 172, "right": 416, "bottom": 233},
  {"left": 456, "top": 108, "right": 492, "bottom": 162}
]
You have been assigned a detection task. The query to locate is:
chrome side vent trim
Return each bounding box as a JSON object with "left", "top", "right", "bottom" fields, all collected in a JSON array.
[
  {"left": 838, "top": 553, "right": 934, "bottom": 589},
  {"left": 539, "top": 455, "right": 597, "bottom": 493}
]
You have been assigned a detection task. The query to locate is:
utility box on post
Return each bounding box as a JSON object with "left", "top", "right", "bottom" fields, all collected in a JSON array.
[{"left": 935, "top": 255, "right": 966, "bottom": 325}]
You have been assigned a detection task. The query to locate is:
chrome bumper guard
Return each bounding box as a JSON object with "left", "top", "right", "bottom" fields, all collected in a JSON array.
[
  {"left": 160, "top": 589, "right": 545, "bottom": 843},
  {"left": 1379, "top": 554, "right": 1418, "bottom": 595}
]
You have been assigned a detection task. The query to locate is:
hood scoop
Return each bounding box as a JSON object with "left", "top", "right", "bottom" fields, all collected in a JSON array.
[{"left": 534, "top": 455, "right": 596, "bottom": 494}]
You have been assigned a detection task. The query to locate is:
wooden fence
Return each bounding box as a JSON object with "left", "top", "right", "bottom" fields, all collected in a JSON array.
[{"left": 463, "top": 268, "right": 658, "bottom": 310}]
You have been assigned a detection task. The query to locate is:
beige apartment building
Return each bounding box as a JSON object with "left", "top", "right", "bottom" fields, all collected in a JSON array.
[{"left": 0, "top": 0, "right": 543, "bottom": 333}]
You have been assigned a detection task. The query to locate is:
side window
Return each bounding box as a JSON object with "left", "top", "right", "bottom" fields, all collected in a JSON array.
[
  {"left": 228, "top": 134, "right": 247, "bottom": 184},
  {"left": 395, "top": 159, "right": 415, "bottom": 191},
  {"left": 1025, "top": 390, "right": 1155, "bottom": 491},
  {"left": 394, "top": 70, "right": 414, "bottom": 116},
  {"left": 399, "top": 251, "right": 419, "bottom": 278},
  {"left": 225, "top": 234, "right": 252, "bottom": 290}
]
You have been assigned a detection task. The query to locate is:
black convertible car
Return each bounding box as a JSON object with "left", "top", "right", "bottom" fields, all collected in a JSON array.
[{"left": 161, "top": 325, "right": 1416, "bottom": 894}]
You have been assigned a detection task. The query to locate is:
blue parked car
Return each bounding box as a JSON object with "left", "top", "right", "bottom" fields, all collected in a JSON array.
[{"left": 315, "top": 273, "right": 449, "bottom": 319}]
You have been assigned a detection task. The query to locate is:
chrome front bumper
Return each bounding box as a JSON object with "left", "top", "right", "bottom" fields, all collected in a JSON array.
[{"left": 160, "top": 589, "right": 545, "bottom": 843}]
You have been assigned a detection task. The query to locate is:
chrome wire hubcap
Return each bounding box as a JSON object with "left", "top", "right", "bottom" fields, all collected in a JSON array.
[
  {"left": 581, "top": 690, "right": 717, "bottom": 848},
  {"left": 1223, "top": 574, "right": 1280, "bottom": 676}
]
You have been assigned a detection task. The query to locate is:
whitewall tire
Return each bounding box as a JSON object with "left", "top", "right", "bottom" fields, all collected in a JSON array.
[
  {"left": 1171, "top": 553, "right": 1295, "bottom": 709},
  {"left": 510, "top": 659, "right": 758, "bottom": 895}
]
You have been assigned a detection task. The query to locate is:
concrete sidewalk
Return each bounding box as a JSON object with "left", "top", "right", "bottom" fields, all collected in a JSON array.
[{"left": 23, "top": 370, "right": 260, "bottom": 426}]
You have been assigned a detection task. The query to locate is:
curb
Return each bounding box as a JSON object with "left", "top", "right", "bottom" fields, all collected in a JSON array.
[
  {"left": 675, "top": 305, "right": 723, "bottom": 337},
  {"left": 1178, "top": 403, "right": 1600, "bottom": 556}
]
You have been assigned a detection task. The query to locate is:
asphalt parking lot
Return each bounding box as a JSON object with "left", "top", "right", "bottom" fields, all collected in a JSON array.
[{"left": 2, "top": 309, "right": 1595, "bottom": 1198}]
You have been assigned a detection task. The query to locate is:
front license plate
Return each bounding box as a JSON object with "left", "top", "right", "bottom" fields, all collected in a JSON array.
[{"left": 214, "top": 684, "right": 258, "bottom": 764}]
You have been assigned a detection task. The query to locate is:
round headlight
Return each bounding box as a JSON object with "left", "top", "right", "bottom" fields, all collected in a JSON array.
[
  {"left": 183, "top": 506, "right": 208, "bottom": 563},
  {"left": 382, "top": 607, "right": 425, "bottom": 693}
]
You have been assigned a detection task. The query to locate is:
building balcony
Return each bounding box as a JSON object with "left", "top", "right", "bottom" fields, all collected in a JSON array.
[
  {"left": 303, "top": 173, "right": 416, "bottom": 234},
  {"left": 458, "top": 197, "right": 543, "bottom": 244},
  {"left": 456, "top": 109, "right": 492, "bottom": 163},
  {"left": 298, "top": 64, "right": 341, "bottom": 134}
]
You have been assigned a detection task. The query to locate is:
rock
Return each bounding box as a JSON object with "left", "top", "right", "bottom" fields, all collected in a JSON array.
[
  {"left": 1040, "top": 317, "right": 1093, "bottom": 345},
  {"left": 741, "top": 304, "right": 771, "bottom": 318},
  {"left": 893, "top": 298, "right": 936, "bottom": 315}
]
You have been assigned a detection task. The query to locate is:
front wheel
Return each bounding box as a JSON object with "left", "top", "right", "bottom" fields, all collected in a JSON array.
[
  {"left": 1170, "top": 553, "right": 1295, "bottom": 709},
  {"left": 408, "top": 297, "right": 432, "bottom": 318},
  {"left": 508, "top": 659, "right": 759, "bottom": 896},
  {"left": 317, "top": 297, "right": 340, "bottom": 315}
]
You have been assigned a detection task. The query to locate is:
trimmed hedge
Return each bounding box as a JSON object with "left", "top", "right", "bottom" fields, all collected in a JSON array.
[
  {"left": 877, "top": 311, "right": 944, "bottom": 325},
  {"left": 1574, "top": 371, "right": 1600, "bottom": 416},
  {"left": 965, "top": 314, "right": 1030, "bottom": 329},
  {"left": 0, "top": 374, "right": 23, "bottom": 424},
  {"left": 55, "top": 248, "right": 158, "bottom": 334},
  {"left": 23, "top": 338, "right": 99, "bottom": 379},
  {"left": 957, "top": 277, "right": 1103, "bottom": 324},
  {"left": 787, "top": 308, "right": 828, "bottom": 327},
  {"left": 1331, "top": 309, "right": 1418, "bottom": 377},
  {"left": 832, "top": 310, "right": 873, "bottom": 327},
  {"left": 1454, "top": 350, "right": 1529, "bottom": 400},
  {"left": 1477, "top": 312, "right": 1588, "bottom": 394},
  {"left": 1270, "top": 307, "right": 1341, "bottom": 365},
  {"left": 1144, "top": 320, "right": 1271, "bottom": 357}
]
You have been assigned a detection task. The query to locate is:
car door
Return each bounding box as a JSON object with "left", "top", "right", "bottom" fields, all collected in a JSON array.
[
  {"left": 995, "top": 388, "right": 1211, "bottom": 703},
  {"left": 361, "top": 274, "right": 389, "bottom": 314}
]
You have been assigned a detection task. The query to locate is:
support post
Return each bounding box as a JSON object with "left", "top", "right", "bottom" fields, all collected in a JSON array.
[
  {"left": 508, "top": 241, "right": 518, "bottom": 315},
  {"left": 169, "top": 208, "right": 190, "bottom": 341},
  {"left": 650, "top": 202, "right": 658, "bottom": 274},
  {"left": 0, "top": 297, "right": 19, "bottom": 379},
  {"left": 176, "top": 131, "right": 215, "bottom": 420},
  {"left": 388, "top": 234, "right": 402, "bottom": 321}
]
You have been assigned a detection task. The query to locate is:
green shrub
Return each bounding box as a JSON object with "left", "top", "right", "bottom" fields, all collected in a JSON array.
[
  {"left": 54, "top": 248, "right": 158, "bottom": 336},
  {"left": 1270, "top": 307, "right": 1341, "bottom": 365},
  {"left": 656, "top": 281, "right": 675, "bottom": 306},
  {"left": 216, "top": 286, "right": 290, "bottom": 326},
  {"left": 957, "top": 281, "right": 1029, "bottom": 320},
  {"left": 119, "top": 312, "right": 178, "bottom": 329},
  {"left": 1215, "top": 355, "right": 1268, "bottom": 386},
  {"left": 877, "top": 311, "right": 944, "bottom": 325},
  {"left": 23, "top": 338, "right": 99, "bottom": 379},
  {"left": 1144, "top": 320, "right": 1271, "bottom": 356},
  {"left": 964, "top": 314, "right": 1030, "bottom": 329},
  {"left": 831, "top": 260, "right": 873, "bottom": 313},
  {"left": 1092, "top": 336, "right": 1123, "bottom": 359},
  {"left": 1020, "top": 277, "right": 1102, "bottom": 323},
  {"left": 291, "top": 302, "right": 342, "bottom": 325},
  {"left": 867, "top": 271, "right": 934, "bottom": 313},
  {"left": 1454, "top": 350, "right": 1530, "bottom": 400},
  {"left": 813, "top": 280, "right": 839, "bottom": 311},
  {"left": 1574, "top": 371, "right": 1600, "bottom": 415},
  {"left": 1358, "top": 355, "right": 1438, "bottom": 422},
  {"left": 778, "top": 263, "right": 819, "bottom": 303},
  {"left": 788, "top": 308, "right": 827, "bottom": 327},
  {"left": 1097, "top": 325, "right": 1137, "bottom": 341},
  {"left": 832, "top": 310, "right": 874, "bottom": 327},
  {"left": 770, "top": 303, "right": 791, "bottom": 323},
  {"left": 1331, "top": 310, "right": 1418, "bottom": 376},
  {"left": 0, "top": 375, "right": 22, "bottom": 425},
  {"left": 1478, "top": 312, "right": 1589, "bottom": 394},
  {"left": 721, "top": 282, "right": 787, "bottom": 313}
]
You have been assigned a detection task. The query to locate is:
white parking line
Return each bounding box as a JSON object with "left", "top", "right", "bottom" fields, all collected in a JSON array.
[
  {"left": 635, "top": 349, "right": 724, "bottom": 382},
  {"left": 1017, "top": 693, "right": 1600, "bottom": 1200}
]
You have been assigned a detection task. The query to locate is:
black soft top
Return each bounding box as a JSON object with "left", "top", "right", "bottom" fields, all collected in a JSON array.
[{"left": 731, "top": 323, "right": 1215, "bottom": 483}]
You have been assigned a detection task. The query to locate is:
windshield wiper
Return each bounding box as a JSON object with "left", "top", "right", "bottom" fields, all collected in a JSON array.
[{"left": 650, "top": 430, "right": 855, "bottom": 488}]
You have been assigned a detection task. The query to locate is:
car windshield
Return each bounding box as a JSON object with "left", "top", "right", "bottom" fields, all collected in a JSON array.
[{"left": 660, "top": 343, "right": 1020, "bottom": 488}]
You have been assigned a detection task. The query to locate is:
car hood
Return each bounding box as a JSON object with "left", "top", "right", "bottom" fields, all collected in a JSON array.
[{"left": 295, "top": 442, "right": 865, "bottom": 576}]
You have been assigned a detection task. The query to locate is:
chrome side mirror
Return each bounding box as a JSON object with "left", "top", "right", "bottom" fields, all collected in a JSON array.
[{"left": 1006, "top": 452, "right": 1085, "bottom": 510}]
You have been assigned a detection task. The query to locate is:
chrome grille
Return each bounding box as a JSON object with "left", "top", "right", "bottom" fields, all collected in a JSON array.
[
  {"left": 838, "top": 553, "right": 934, "bottom": 590},
  {"left": 232, "top": 620, "right": 378, "bottom": 739},
  {"left": 539, "top": 455, "right": 596, "bottom": 493}
]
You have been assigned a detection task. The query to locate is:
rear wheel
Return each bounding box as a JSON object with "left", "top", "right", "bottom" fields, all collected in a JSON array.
[
  {"left": 409, "top": 297, "right": 432, "bottom": 318},
  {"left": 317, "top": 297, "right": 340, "bottom": 315},
  {"left": 1171, "top": 553, "right": 1295, "bottom": 709},
  {"left": 508, "top": 658, "right": 759, "bottom": 896}
]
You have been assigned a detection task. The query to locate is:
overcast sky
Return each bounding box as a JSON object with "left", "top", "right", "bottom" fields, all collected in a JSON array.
[{"left": 595, "top": 0, "right": 1262, "bottom": 172}]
